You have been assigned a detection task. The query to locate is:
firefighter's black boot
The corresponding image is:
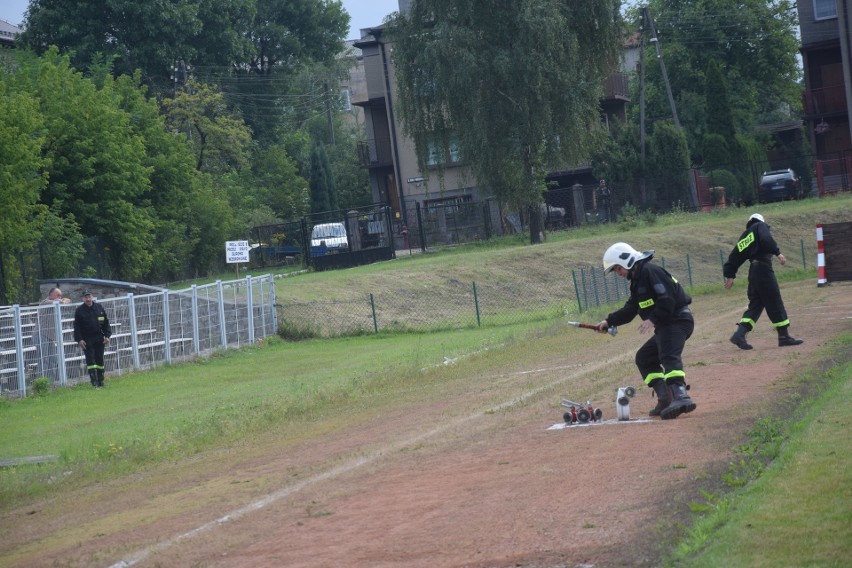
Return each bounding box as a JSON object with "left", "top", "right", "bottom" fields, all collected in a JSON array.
[
  {"left": 729, "top": 324, "right": 753, "bottom": 350},
  {"left": 648, "top": 379, "right": 671, "bottom": 417},
  {"left": 777, "top": 326, "right": 803, "bottom": 347},
  {"left": 88, "top": 370, "right": 98, "bottom": 387},
  {"left": 660, "top": 380, "right": 696, "bottom": 420},
  {"left": 97, "top": 369, "right": 105, "bottom": 388}
]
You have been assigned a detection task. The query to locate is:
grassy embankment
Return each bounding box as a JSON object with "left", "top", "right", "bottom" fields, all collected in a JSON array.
[{"left": 0, "top": 195, "right": 850, "bottom": 564}]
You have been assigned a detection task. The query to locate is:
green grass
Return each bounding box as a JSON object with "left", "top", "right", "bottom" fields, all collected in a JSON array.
[
  {"left": 0, "top": 321, "right": 546, "bottom": 503},
  {"left": 1, "top": 196, "right": 850, "bottom": 564},
  {"left": 266, "top": 194, "right": 852, "bottom": 306},
  {"left": 669, "top": 333, "right": 852, "bottom": 567}
]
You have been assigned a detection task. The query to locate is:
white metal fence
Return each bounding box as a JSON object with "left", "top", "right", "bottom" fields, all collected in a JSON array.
[{"left": 0, "top": 275, "right": 277, "bottom": 398}]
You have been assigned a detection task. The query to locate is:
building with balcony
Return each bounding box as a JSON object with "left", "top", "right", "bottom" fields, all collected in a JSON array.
[
  {"left": 798, "top": 0, "right": 852, "bottom": 157},
  {"left": 0, "top": 19, "right": 21, "bottom": 48},
  {"left": 352, "top": 2, "right": 634, "bottom": 227}
]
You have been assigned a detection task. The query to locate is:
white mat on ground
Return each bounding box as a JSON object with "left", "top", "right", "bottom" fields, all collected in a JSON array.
[{"left": 547, "top": 418, "right": 655, "bottom": 430}]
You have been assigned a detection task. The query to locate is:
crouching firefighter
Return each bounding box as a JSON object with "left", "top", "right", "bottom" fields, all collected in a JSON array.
[
  {"left": 723, "top": 213, "right": 803, "bottom": 350},
  {"left": 596, "top": 242, "right": 697, "bottom": 420}
]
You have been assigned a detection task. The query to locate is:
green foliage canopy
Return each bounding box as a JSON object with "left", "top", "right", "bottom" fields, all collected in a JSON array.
[
  {"left": 309, "top": 142, "right": 338, "bottom": 215},
  {"left": 389, "top": 0, "right": 621, "bottom": 210},
  {"left": 636, "top": 0, "right": 801, "bottom": 145}
]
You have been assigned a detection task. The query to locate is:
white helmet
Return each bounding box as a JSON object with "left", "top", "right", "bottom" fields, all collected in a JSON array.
[
  {"left": 603, "top": 242, "right": 654, "bottom": 273},
  {"left": 748, "top": 213, "right": 764, "bottom": 223}
]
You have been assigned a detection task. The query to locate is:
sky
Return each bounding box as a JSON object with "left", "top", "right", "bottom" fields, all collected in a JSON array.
[{"left": 0, "top": 0, "right": 400, "bottom": 40}]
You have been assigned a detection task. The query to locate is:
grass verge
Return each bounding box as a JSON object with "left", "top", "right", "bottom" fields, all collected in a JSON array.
[
  {"left": 0, "top": 320, "right": 547, "bottom": 505},
  {"left": 669, "top": 332, "right": 852, "bottom": 567}
]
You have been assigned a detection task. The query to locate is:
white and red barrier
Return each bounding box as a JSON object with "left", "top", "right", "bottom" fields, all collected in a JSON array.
[{"left": 816, "top": 224, "right": 827, "bottom": 287}]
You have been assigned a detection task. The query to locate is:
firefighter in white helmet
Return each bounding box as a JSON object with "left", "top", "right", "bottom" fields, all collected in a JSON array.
[
  {"left": 723, "top": 213, "right": 803, "bottom": 349},
  {"left": 597, "top": 242, "right": 697, "bottom": 420}
]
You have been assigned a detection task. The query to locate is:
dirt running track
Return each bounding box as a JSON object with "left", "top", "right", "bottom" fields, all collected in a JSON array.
[{"left": 3, "top": 281, "right": 851, "bottom": 568}]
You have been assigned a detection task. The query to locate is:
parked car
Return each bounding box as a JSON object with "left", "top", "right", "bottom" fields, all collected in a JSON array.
[
  {"left": 757, "top": 169, "right": 802, "bottom": 203},
  {"left": 310, "top": 222, "right": 349, "bottom": 253}
]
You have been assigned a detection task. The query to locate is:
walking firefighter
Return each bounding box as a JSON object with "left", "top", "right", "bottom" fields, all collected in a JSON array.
[
  {"left": 723, "top": 213, "right": 803, "bottom": 350},
  {"left": 596, "top": 242, "right": 697, "bottom": 420}
]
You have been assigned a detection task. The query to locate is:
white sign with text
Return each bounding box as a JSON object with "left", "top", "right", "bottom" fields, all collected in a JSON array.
[{"left": 225, "top": 240, "right": 250, "bottom": 264}]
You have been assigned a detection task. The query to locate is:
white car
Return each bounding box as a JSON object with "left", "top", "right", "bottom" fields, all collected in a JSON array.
[{"left": 310, "top": 222, "right": 349, "bottom": 252}]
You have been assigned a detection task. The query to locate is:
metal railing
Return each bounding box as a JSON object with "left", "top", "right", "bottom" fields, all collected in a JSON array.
[
  {"left": 0, "top": 275, "right": 277, "bottom": 398},
  {"left": 276, "top": 245, "right": 814, "bottom": 339}
]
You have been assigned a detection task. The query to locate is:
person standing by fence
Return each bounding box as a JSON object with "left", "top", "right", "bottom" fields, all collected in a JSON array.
[
  {"left": 723, "top": 213, "right": 803, "bottom": 350},
  {"left": 73, "top": 290, "right": 111, "bottom": 388}
]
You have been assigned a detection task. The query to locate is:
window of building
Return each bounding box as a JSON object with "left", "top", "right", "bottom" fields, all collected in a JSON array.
[
  {"left": 814, "top": 0, "right": 837, "bottom": 20},
  {"left": 339, "top": 88, "right": 352, "bottom": 112},
  {"left": 426, "top": 135, "right": 462, "bottom": 166}
]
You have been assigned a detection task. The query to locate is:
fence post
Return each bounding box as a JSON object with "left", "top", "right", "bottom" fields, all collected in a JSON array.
[
  {"left": 191, "top": 285, "right": 200, "bottom": 355},
  {"left": 13, "top": 305, "right": 26, "bottom": 398},
  {"left": 590, "top": 267, "right": 601, "bottom": 307},
  {"left": 370, "top": 293, "right": 378, "bottom": 333},
  {"left": 473, "top": 282, "right": 481, "bottom": 327},
  {"left": 687, "top": 254, "right": 693, "bottom": 287},
  {"left": 268, "top": 274, "right": 278, "bottom": 334},
  {"left": 572, "top": 270, "right": 583, "bottom": 314},
  {"left": 800, "top": 239, "right": 806, "bottom": 269},
  {"left": 580, "top": 267, "right": 589, "bottom": 312},
  {"left": 245, "top": 275, "right": 255, "bottom": 344},
  {"left": 217, "top": 280, "right": 228, "bottom": 348},
  {"left": 53, "top": 302, "right": 67, "bottom": 387},
  {"left": 416, "top": 202, "right": 426, "bottom": 252},
  {"left": 163, "top": 290, "right": 172, "bottom": 364},
  {"left": 128, "top": 293, "right": 140, "bottom": 370}
]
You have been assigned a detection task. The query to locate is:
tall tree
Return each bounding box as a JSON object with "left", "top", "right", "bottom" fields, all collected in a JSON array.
[
  {"left": 635, "top": 0, "right": 801, "bottom": 155},
  {"left": 389, "top": 0, "right": 621, "bottom": 243},
  {"left": 15, "top": 49, "right": 158, "bottom": 280},
  {"left": 647, "top": 121, "right": 691, "bottom": 207},
  {"left": 309, "top": 142, "right": 337, "bottom": 215},
  {"left": 161, "top": 78, "right": 253, "bottom": 174},
  {"left": 20, "top": 0, "right": 255, "bottom": 92},
  {"left": 0, "top": 77, "right": 51, "bottom": 302}
]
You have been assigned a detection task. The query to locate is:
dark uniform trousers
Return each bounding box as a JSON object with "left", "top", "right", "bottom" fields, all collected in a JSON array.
[
  {"left": 742, "top": 259, "right": 789, "bottom": 330},
  {"left": 83, "top": 338, "right": 107, "bottom": 378},
  {"left": 635, "top": 315, "right": 694, "bottom": 382}
]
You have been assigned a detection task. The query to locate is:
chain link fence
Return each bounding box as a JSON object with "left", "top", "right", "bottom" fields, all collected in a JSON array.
[
  {"left": 277, "top": 243, "right": 816, "bottom": 338},
  {"left": 0, "top": 275, "right": 276, "bottom": 399}
]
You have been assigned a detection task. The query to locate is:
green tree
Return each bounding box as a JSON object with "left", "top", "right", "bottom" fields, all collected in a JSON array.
[
  {"left": 0, "top": 79, "right": 51, "bottom": 302},
  {"left": 20, "top": 0, "right": 255, "bottom": 93},
  {"left": 635, "top": 0, "right": 801, "bottom": 156},
  {"left": 250, "top": 143, "right": 310, "bottom": 221},
  {"left": 389, "top": 0, "right": 621, "bottom": 243},
  {"left": 15, "top": 49, "right": 157, "bottom": 280},
  {"left": 647, "top": 121, "right": 691, "bottom": 207},
  {"left": 309, "top": 142, "right": 337, "bottom": 215},
  {"left": 329, "top": 135, "right": 373, "bottom": 210},
  {"left": 162, "top": 78, "right": 253, "bottom": 174}
]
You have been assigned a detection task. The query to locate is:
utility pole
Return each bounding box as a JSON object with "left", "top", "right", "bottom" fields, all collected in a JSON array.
[
  {"left": 639, "top": 12, "right": 647, "bottom": 204},
  {"left": 640, "top": 7, "right": 698, "bottom": 209},
  {"left": 642, "top": 7, "right": 680, "bottom": 129},
  {"left": 324, "top": 82, "right": 336, "bottom": 145}
]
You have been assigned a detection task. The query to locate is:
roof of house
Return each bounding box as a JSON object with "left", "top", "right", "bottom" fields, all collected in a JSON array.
[{"left": 0, "top": 19, "right": 21, "bottom": 47}]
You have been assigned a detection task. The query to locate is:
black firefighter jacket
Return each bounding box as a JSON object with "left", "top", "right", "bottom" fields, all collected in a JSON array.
[
  {"left": 723, "top": 219, "right": 781, "bottom": 279},
  {"left": 606, "top": 259, "right": 692, "bottom": 327},
  {"left": 73, "top": 302, "right": 112, "bottom": 344}
]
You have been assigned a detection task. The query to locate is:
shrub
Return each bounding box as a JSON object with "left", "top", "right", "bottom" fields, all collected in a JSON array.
[{"left": 33, "top": 377, "right": 51, "bottom": 396}]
